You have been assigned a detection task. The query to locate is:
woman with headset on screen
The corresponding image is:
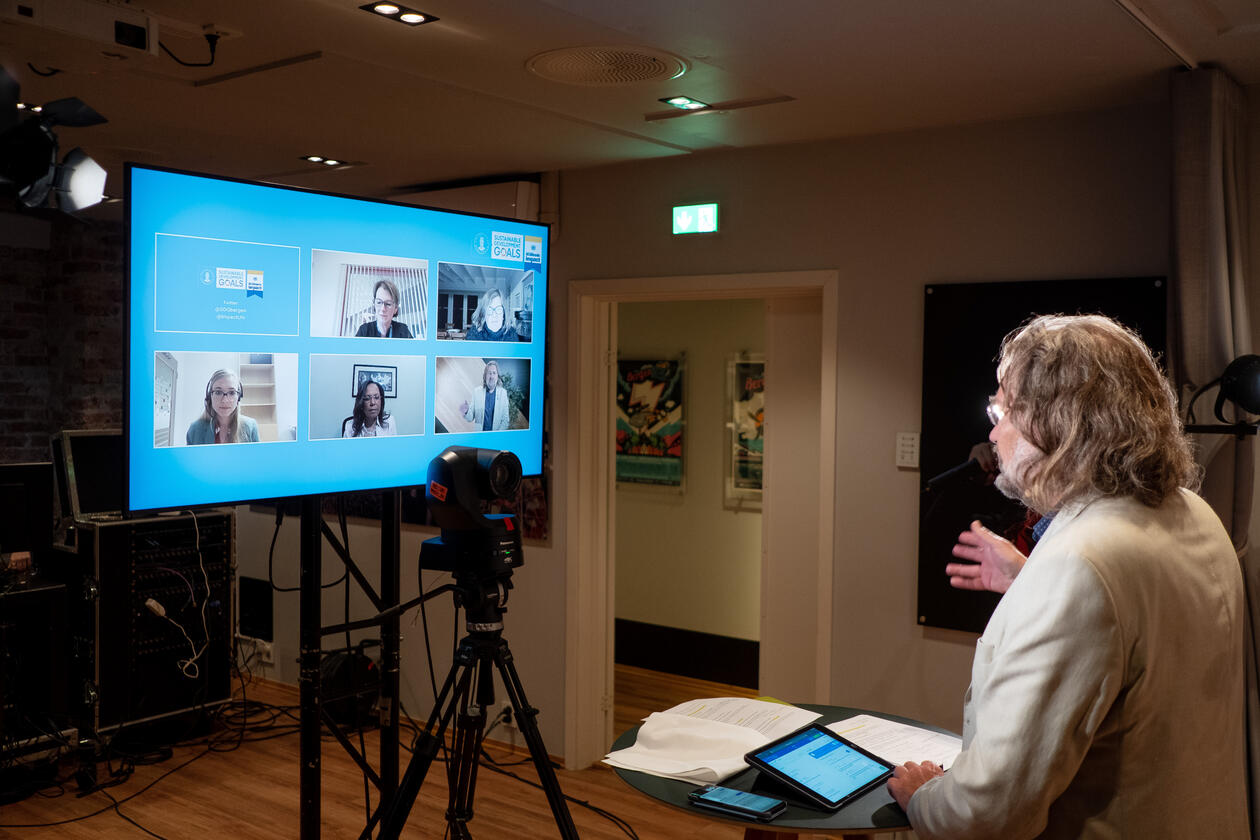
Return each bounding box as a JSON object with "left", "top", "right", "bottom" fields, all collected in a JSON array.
[
  {"left": 186, "top": 369, "right": 260, "bottom": 445},
  {"left": 343, "top": 379, "right": 396, "bottom": 438}
]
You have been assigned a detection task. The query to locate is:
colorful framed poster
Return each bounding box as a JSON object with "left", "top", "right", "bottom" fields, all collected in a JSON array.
[
  {"left": 615, "top": 359, "right": 684, "bottom": 486},
  {"left": 726, "top": 356, "right": 764, "bottom": 509}
]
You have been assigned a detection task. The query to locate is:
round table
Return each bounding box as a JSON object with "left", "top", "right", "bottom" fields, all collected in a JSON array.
[{"left": 610, "top": 703, "right": 956, "bottom": 839}]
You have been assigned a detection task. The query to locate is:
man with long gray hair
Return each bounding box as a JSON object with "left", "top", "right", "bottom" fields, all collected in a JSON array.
[{"left": 888, "top": 314, "right": 1247, "bottom": 839}]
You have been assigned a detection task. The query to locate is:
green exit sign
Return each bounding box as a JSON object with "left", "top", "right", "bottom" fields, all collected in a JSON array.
[{"left": 672, "top": 203, "right": 719, "bottom": 234}]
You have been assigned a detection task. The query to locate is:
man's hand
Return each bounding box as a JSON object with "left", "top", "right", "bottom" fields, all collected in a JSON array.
[
  {"left": 887, "top": 760, "right": 945, "bottom": 811},
  {"left": 946, "top": 520, "right": 1026, "bottom": 594}
]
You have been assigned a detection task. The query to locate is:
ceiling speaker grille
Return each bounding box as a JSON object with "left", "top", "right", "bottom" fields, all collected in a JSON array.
[{"left": 526, "top": 46, "right": 687, "bottom": 86}]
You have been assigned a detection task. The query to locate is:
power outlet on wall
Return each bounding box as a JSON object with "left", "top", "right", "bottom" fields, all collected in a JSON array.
[
  {"left": 238, "top": 635, "right": 274, "bottom": 667},
  {"left": 487, "top": 702, "right": 520, "bottom": 748}
]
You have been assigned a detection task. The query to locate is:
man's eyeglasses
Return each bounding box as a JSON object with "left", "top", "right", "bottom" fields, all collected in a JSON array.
[
  {"left": 986, "top": 398, "right": 1006, "bottom": 426},
  {"left": 211, "top": 388, "right": 241, "bottom": 400}
]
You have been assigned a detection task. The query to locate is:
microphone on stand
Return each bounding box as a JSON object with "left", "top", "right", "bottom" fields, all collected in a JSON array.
[{"left": 925, "top": 458, "right": 981, "bottom": 491}]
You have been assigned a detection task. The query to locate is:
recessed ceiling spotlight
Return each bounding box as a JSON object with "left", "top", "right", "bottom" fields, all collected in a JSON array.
[
  {"left": 660, "top": 96, "right": 709, "bottom": 111},
  {"left": 359, "top": 2, "right": 438, "bottom": 26},
  {"left": 300, "top": 155, "right": 358, "bottom": 169}
]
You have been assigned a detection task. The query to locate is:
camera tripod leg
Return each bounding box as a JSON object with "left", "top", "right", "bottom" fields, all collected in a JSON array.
[
  {"left": 374, "top": 654, "right": 467, "bottom": 840},
  {"left": 492, "top": 638, "right": 580, "bottom": 840},
  {"left": 444, "top": 663, "right": 489, "bottom": 836},
  {"left": 376, "top": 633, "right": 578, "bottom": 840}
]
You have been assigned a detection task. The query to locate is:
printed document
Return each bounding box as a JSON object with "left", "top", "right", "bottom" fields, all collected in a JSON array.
[
  {"left": 603, "top": 697, "right": 820, "bottom": 783},
  {"left": 828, "top": 713, "right": 962, "bottom": 769}
]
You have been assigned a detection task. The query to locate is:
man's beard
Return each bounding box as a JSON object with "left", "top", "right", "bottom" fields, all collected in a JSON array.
[{"left": 994, "top": 436, "right": 1040, "bottom": 503}]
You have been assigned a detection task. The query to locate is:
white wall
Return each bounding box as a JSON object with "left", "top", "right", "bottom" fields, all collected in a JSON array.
[
  {"left": 244, "top": 99, "right": 1202, "bottom": 754},
  {"left": 553, "top": 101, "right": 1173, "bottom": 736},
  {"left": 615, "top": 299, "right": 764, "bottom": 641}
]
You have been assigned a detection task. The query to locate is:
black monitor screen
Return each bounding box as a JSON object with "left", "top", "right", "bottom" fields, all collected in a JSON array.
[{"left": 65, "top": 431, "right": 124, "bottom": 517}]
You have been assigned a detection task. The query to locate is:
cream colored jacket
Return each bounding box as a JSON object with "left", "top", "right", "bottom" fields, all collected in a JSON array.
[{"left": 909, "top": 489, "right": 1247, "bottom": 840}]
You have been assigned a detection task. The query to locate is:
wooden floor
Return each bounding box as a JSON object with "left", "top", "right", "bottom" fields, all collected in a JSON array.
[{"left": 0, "top": 667, "right": 786, "bottom": 839}]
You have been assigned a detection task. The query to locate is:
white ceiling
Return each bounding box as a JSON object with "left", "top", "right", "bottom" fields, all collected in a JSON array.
[{"left": 2, "top": 0, "right": 1258, "bottom": 208}]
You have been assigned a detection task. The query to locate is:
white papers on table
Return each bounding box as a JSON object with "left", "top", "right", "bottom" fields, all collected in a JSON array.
[
  {"left": 602, "top": 697, "right": 821, "bottom": 783},
  {"left": 658, "top": 697, "right": 820, "bottom": 737},
  {"left": 827, "top": 713, "right": 962, "bottom": 769}
]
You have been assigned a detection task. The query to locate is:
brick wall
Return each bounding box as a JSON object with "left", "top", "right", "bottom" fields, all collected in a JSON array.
[{"left": 0, "top": 217, "right": 125, "bottom": 462}]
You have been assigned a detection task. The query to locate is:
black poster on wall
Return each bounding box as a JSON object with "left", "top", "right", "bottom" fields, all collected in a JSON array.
[{"left": 918, "top": 277, "right": 1167, "bottom": 633}]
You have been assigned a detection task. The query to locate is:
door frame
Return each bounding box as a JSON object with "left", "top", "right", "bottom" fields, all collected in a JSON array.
[{"left": 563, "top": 269, "right": 839, "bottom": 768}]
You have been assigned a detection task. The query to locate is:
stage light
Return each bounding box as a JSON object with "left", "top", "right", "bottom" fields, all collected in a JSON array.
[
  {"left": 54, "top": 148, "right": 107, "bottom": 212},
  {"left": 0, "top": 119, "right": 58, "bottom": 208},
  {"left": 1, "top": 68, "right": 108, "bottom": 213},
  {"left": 1216, "top": 355, "right": 1260, "bottom": 420}
]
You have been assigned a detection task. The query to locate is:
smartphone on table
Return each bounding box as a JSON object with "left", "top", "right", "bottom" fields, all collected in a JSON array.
[{"left": 687, "top": 784, "right": 786, "bottom": 822}]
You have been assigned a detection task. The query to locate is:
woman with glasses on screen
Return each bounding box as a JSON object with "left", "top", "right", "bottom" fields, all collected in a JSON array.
[
  {"left": 464, "top": 288, "right": 518, "bottom": 342},
  {"left": 186, "top": 369, "right": 260, "bottom": 445},
  {"left": 342, "top": 379, "right": 396, "bottom": 438},
  {"left": 355, "top": 279, "right": 413, "bottom": 338}
]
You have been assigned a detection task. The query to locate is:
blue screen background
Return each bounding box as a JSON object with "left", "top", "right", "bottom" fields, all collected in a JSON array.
[{"left": 127, "top": 165, "right": 548, "bottom": 511}]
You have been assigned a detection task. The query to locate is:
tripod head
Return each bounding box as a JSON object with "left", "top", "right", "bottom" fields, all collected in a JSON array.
[{"left": 418, "top": 446, "right": 524, "bottom": 631}]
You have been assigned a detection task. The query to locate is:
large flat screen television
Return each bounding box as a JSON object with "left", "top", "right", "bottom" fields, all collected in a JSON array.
[{"left": 126, "top": 164, "right": 547, "bottom": 513}]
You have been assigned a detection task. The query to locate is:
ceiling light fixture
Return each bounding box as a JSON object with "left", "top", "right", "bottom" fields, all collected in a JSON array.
[
  {"left": 359, "top": 2, "right": 438, "bottom": 26},
  {"left": 660, "top": 96, "right": 709, "bottom": 111},
  {"left": 299, "top": 155, "right": 360, "bottom": 169}
]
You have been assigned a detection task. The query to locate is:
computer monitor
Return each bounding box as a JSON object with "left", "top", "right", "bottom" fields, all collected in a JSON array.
[
  {"left": 125, "top": 165, "right": 548, "bottom": 513},
  {"left": 50, "top": 430, "right": 124, "bottom": 522}
]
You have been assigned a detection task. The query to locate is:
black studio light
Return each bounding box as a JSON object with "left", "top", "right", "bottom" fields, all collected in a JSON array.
[
  {"left": 1185, "top": 353, "right": 1260, "bottom": 436},
  {"left": 0, "top": 67, "right": 108, "bottom": 212}
]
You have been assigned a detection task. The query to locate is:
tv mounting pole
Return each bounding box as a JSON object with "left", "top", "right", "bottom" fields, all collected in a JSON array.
[
  {"left": 299, "top": 494, "right": 322, "bottom": 840},
  {"left": 297, "top": 490, "right": 406, "bottom": 840}
]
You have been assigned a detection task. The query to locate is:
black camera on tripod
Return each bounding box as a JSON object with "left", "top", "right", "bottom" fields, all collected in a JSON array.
[
  {"left": 378, "top": 446, "right": 579, "bottom": 840},
  {"left": 419, "top": 447, "right": 524, "bottom": 627},
  {"left": 419, "top": 446, "right": 522, "bottom": 576}
]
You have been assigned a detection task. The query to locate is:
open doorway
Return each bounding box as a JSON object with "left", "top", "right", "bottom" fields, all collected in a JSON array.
[
  {"left": 563, "top": 270, "right": 839, "bottom": 768},
  {"left": 613, "top": 299, "right": 765, "bottom": 730}
]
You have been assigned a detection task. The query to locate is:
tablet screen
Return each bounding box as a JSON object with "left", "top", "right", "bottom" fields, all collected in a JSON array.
[{"left": 746, "top": 724, "right": 893, "bottom": 809}]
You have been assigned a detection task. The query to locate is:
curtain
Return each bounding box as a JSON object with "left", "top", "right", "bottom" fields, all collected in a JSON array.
[{"left": 1170, "top": 66, "right": 1255, "bottom": 834}]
